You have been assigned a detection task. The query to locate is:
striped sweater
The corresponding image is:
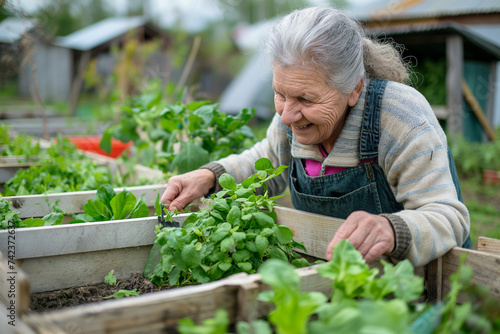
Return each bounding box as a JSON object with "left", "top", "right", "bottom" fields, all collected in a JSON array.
[{"left": 208, "top": 79, "right": 470, "bottom": 267}]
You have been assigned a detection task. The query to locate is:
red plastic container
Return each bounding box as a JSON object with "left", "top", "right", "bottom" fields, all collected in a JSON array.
[{"left": 67, "top": 136, "right": 132, "bottom": 159}]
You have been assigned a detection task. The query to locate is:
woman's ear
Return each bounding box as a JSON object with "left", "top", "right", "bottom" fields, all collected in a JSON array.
[{"left": 348, "top": 77, "right": 364, "bottom": 107}]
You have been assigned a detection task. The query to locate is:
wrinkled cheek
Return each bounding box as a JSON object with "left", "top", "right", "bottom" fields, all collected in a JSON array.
[{"left": 274, "top": 100, "right": 284, "bottom": 116}]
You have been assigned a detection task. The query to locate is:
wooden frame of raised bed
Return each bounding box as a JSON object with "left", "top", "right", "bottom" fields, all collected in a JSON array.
[
  {"left": 5, "top": 184, "right": 167, "bottom": 219},
  {"left": 1, "top": 207, "right": 499, "bottom": 334}
]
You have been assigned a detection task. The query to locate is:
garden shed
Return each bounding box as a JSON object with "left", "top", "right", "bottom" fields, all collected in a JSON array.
[
  {"left": 220, "top": 0, "right": 500, "bottom": 142},
  {"left": 0, "top": 17, "right": 72, "bottom": 103},
  {"left": 1, "top": 16, "right": 172, "bottom": 112},
  {"left": 53, "top": 16, "right": 172, "bottom": 114},
  {"left": 355, "top": 0, "right": 500, "bottom": 142}
]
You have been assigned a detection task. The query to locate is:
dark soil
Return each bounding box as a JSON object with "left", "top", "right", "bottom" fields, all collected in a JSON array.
[{"left": 30, "top": 272, "right": 171, "bottom": 313}]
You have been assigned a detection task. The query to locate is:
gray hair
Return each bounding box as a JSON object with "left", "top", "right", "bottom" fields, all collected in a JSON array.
[{"left": 263, "top": 6, "right": 409, "bottom": 94}]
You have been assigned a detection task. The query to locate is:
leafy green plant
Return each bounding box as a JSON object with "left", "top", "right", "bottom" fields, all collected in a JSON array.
[
  {"left": 410, "top": 58, "right": 446, "bottom": 106},
  {"left": 177, "top": 241, "right": 500, "bottom": 334},
  {"left": 178, "top": 309, "right": 231, "bottom": 334},
  {"left": 449, "top": 127, "right": 500, "bottom": 180},
  {"left": 146, "top": 158, "right": 310, "bottom": 287},
  {"left": 2, "top": 136, "right": 114, "bottom": 196},
  {"left": 0, "top": 198, "right": 22, "bottom": 229},
  {"left": 70, "top": 184, "right": 149, "bottom": 223},
  {"left": 100, "top": 89, "right": 257, "bottom": 174},
  {"left": 105, "top": 270, "right": 117, "bottom": 286},
  {"left": 0, "top": 197, "right": 65, "bottom": 229},
  {"left": 0, "top": 124, "right": 43, "bottom": 160},
  {"left": 103, "top": 289, "right": 140, "bottom": 300},
  {"left": 436, "top": 254, "right": 500, "bottom": 333}
]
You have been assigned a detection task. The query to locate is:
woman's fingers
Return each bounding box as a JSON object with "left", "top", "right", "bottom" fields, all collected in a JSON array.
[
  {"left": 326, "top": 211, "right": 395, "bottom": 263},
  {"left": 160, "top": 169, "right": 216, "bottom": 211}
]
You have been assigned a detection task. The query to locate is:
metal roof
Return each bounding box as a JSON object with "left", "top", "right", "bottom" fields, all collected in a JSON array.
[
  {"left": 53, "top": 16, "right": 147, "bottom": 51},
  {"left": 354, "top": 0, "right": 500, "bottom": 21},
  {"left": 0, "top": 17, "right": 35, "bottom": 44},
  {"left": 366, "top": 21, "right": 500, "bottom": 60}
]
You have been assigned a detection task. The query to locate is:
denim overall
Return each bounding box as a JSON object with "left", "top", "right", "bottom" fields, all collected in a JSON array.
[{"left": 287, "top": 79, "right": 471, "bottom": 249}]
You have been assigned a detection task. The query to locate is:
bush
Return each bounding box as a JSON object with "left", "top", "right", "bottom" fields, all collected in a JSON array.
[{"left": 449, "top": 127, "right": 500, "bottom": 180}]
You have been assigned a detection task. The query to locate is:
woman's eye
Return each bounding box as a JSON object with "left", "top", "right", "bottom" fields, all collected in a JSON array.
[
  {"left": 275, "top": 92, "right": 285, "bottom": 99},
  {"left": 298, "top": 96, "right": 310, "bottom": 103}
]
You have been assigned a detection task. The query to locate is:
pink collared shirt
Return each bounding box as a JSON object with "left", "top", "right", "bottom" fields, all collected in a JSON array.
[{"left": 304, "top": 145, "right": 372, "bottom": 176}]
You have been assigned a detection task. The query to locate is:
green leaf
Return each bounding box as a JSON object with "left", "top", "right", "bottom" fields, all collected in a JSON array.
[
  {"left": 317, "top": 239, "right": 376, "bottom": 302},
  {"left": 129, "top": 202, "right": 149, "bottom": 219},
  {"left": 232, "top": 231, "right": 246, "bottom": 242},
  {"left": 171, "top": 142, "right": 210, "bottom": 174},
  {"left": 178, "top": 308, "right": 229, "bottom": 334},
  {"left": 110, "top": 190, "right": 137, "bottom": 220},
  {"left": 181, "top": 243, "right": 202, "bottom": 268},
  {"left": 274, "top": 225, "right": 294, "bottom": 244},
  {"left": 252, "top": 211, "right": 275, "bottom": 228},
  {"left": 99, "top": 129, "right": 112, "bottom": 154},
  {"left": 41, "top": 212, "right": 64, "bottom": 226},
  {"left": 96, "top": 184, "right": 116, "bottom": 211},
  {"left": 232, "top": 249, "right": 252, "bottom": 262},
  {"left": 226, "top": 206, "right": 241, "bottom": 225},
  {"left": 83, "top": 199, "right": 111, "bottom": 221},
  {"left": 260, "top": 228, "right": 274, "bottom": 237},
  {"left": 219, "top": 173, "right": 237, "bottom": 191},
  {"left": 191, "top": 267, "right": 210, "bottom": 284},
  {"left": 245, "top": 241, "right": 258, "bottom": 252},
  {"left": 220, "top": 237, "right": 235, "bottom": 253},
  {"left": 373, "top": 260, "right": 424, "bottom": 302},
  {"left": 104, "top": 270, "right": 117, "bottom": 286},
  {"left": 219, "top": 262, "right": 233, "bottom": 272},
  {"left": 268, "top": 247, "right": 288, "bottom": 262},
  {"left": 255, "top": 157, "right": 274, "bottom": 171},
  {"left": 169, "top": 267, "right": 181, "bottom": 286},
  {"left": 236, "top": 262, "right": 253, "bottom": 272},
  {"left": 257, "top": 259, "right": 327, "bottom": 334},
  {"left": 292, "top": 258, "right": 311, "bottom": 268},
  {"left": 213, "top": 198, "right": 229, "bottom": 212},
  {"left": 210, "top": 228, "right": 230, "bottom": 243},
  {"left": 103, "top": 289, "right": 139, "bottom": 299},
  {"left": 20, "top": 218, "right": 45, "bottom": 227},
  {"left": 255, "top": 235, "right": 268, "bottom": 257}
]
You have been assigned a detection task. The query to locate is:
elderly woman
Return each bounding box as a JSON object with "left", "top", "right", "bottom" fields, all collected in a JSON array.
[{"left": 161, "top": 6, "right": 470, "bottom": 267}]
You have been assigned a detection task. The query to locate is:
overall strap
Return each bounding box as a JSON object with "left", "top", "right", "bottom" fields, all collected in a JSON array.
[{"left": 360, "top": 79, "right": 388, "bottom": 160}]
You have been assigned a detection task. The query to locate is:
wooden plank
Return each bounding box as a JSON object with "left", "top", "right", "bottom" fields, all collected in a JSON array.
[
  {"left": 25, "top": 278, "right": 242, "bottom": 334},
  {"left": 462, "top": 80, "right": 497, "bottom": 141},
  {"left": 274, "top": 206, "right": 344, "bottom": 259},
  {"left": 425, "top": 257, "right": 442, "bottom": 303},
  {"left": 478, "top": 236, "right": 500, "bottom": 256},
  {"left": 5, "top": 184, "right": 167, "bottom": 218},
  {"left": 446, "top": 34, "right": 464, "bottom": 135},
  {"left": 441, "top": 247, "right": 500, "bottom": 300},
  {"left": 21, "top": 246, "right": 153, "bottom": 293},
  {"left": 22, "top": 264, "right": 332, "bottom": 334},
  {"left": 0, "top": 213, "right": 189, "bottom": 259},
  {"left": 0, "top": 301, "right": 38, "bottom": 334}
]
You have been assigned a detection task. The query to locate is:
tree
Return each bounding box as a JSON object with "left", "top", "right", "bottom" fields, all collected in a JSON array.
[
  {"left": 216, "top": 0, "right": 348, "bottom": 25},
  {"left": 31, "top": 0, "right": 112, "bottom": 36}
]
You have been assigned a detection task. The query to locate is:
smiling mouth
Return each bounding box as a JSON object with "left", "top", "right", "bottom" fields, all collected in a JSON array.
[{"left": 294, "top": 123, "right": 312, "bottom": 130}]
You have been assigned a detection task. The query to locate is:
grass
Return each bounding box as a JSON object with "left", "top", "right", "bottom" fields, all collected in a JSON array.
[{"left": 460, "top": 176, "right": 500, "bottom": 248}]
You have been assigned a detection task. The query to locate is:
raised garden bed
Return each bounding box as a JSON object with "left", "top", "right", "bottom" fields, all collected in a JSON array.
[
  {"left": 0, "top": 207, "right": 499, "bottom": 333},
  {"left": 4, "top": 184, "right": 167, "bottom": 220}
]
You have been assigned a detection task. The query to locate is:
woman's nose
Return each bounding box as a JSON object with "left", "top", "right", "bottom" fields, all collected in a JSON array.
[{"left": 280, "top": 100, "right": 301, "bottom": 125}]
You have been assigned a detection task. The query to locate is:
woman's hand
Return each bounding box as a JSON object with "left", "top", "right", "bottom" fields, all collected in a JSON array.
[
  {"left": 160, "top": 169, "right": 215, "bottom": 211},
  {"left": 326, "top": 211, "right": 395, "bottom": 263}
]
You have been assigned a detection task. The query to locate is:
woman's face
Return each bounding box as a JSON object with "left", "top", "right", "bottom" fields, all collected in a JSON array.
[{"left": 272, "top": 63, "right": 361, "bottom": 152}]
